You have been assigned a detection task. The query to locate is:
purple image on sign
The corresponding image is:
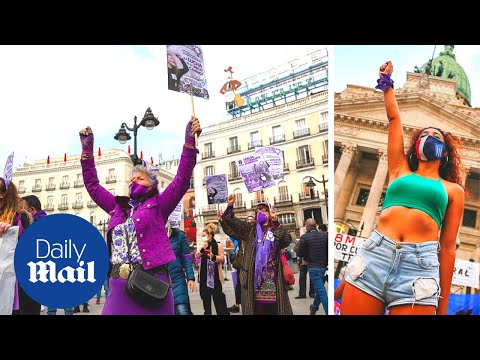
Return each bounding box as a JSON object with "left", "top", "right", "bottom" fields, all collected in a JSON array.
[
  {"left": 206, "top": 259, "right": 215, "bottom": 289},
  {"left": 255, "top": 146, "right": 284, "bottom": 181},
  {"left": 237, "top": 154, "right": 276, "bottom": 193},
  {"left": 205, "top": 174, "right": 228, "bottom": 204}
]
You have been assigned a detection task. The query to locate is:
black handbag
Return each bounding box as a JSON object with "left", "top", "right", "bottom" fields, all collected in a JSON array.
[
  {"left": 122, "top": 219, "right": 170, "bottom": 307},
  {"left": 126, "top": 267, "right": 170, "bottom": 307}
]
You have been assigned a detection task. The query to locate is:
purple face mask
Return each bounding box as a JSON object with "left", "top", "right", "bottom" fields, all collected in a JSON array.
[
  {"left": 257, "top": 212, "right": 268, "bottom": 225},
  {"left": 129, "top": 182, "right": 151, "bottom": 201}
]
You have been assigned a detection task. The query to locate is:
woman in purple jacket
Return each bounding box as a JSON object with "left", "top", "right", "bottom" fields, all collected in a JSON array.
[{"left": 79, "top": 116, "right": 201, "bottom": 315}]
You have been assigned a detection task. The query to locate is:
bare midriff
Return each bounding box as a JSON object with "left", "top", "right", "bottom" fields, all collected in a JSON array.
[{"left": 376, "top": 206, "right": 439, "bottom": 243}]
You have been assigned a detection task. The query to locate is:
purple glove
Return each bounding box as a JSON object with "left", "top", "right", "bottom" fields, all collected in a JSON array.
[
  {"left": 184, "top": 117, "right": 201, "bottom": 146},
  {"left": 79, "top": 128, "right": 94, "bottom": 153}
]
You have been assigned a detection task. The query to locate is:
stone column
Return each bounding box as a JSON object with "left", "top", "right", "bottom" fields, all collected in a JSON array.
[
  {"left": 334, "top": 144, "right": 357, "bottom": 207},
  {"left": 360, "top": 150, "right": 388, "bottom": 238}
]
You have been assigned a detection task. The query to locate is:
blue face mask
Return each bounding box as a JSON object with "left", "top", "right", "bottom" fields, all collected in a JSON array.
[{"left": 416, "top": 135, "right": 445, "bottom": 161}]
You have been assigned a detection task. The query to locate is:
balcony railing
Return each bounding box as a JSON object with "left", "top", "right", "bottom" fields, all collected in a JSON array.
[
  {"left": 60, "top": 183, "right": 70, "bottom": 189},
  {"left": 248, "top": 140, "right": 262, "bottom": 150},
  {"left": 58, "top": 203, "right": 69, "bottom": 210},
  {"left": 269, "top": 134, "right": 285, "bottom": 145},
  {"left": 74, "top": 180, "right": 84, "bottom": 188},
  {"left": 296, "top": 158, "right": 315, "bottom": 169},
  {"left": 319, "top": 123, "right": 328, "bottom": 133},
  {"left": 293, "top": 128, "right": 310, "bottom": 139},
  {"left": 299, "top": 191, "right": 320, "bottom": 202},
  {"left": 45, "top": 204, "right": 54, "bottom": 211},
  {"left": 322, "top": 154, "right": 328, "bottom": 164},
  {"left": 18, "top": 186, "right": 26, "bottom": 194},
  {"left": 234, "top": 200, "right": 246, "bottom": 209},
  {"left": 46, "top": 184, "right": 56, "bottom": 191},
  {"left": 106, "top": 177, "right": 116, "bottom": 184},
  {"left": 227, "top": 145, "right": 241, "bottom": 154},
  {"left": 72, "top": 201, "right": 84, "bottom": 209},
  {"left": 87, "top": 200, "right": 98, "bottom": 208},
  {"left": 202, "top": 205, "right": 217, "bottom": 214},
  {"left": 274, "top": 194, "right": 293, "bottom": 205},
  {"left": 202, "top": 152, "right": 215, "bottom": 160},
  {"left": 228, "top": 172, "right": 242, "bottom": 182},
  {"left": 32, "top": 186, "right": 42, "bottom": 192},
  {"left": 251, "top": 199, "right": 267, "bottom": 208}
]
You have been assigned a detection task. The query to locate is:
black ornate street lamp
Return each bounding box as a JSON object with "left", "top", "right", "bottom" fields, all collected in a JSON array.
[
  {"left": 306, "top": 175, "right": 328, "bottom": 218},
  {"left": 97, "top": 220, "right": 108, "bottom": 238},
  {"left": 114, "top": 107, "right": 159, "bottom": 165}
]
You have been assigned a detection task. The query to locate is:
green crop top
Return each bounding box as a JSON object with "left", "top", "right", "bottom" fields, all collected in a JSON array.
[{"left": 381, "top": 172, "right": 448, "bottom": 228}]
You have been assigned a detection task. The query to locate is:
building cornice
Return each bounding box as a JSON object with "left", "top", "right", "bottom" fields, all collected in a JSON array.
[
  {"left": 335, "top": 86, "right": 480, "bottom": 132},
  {"left": 335, "top": 112, "right": 480, "bottom": 150},
  {"left": 202, "top": 92, "right": 327, "bottom": 137},
  {"left": 13, "top": 153, "right": 133, "bottom": 177}
]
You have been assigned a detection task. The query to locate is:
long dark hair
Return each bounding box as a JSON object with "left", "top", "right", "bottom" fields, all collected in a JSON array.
[
  {"left": 0, "top": 177, "right": 20, "bottom": 224},
  {"left": 406, "top": 127, "right": 466, "bottom": 189}
]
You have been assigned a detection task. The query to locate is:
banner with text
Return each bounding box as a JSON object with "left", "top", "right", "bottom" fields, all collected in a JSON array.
[
  {"left": 452, "top": 259, "right": 480, "bottom": 289},
  {"left": 160, "top": 187, "right": 183, "bottom": 228},
  {"left": 334, "top": 232, "right": 367, "bottom": 263},
  {"left": 254, "top": 146, "right": 284, "bottom": 181},
  {"left": 166, "top": 45, "right": 209, "bottom": 99},
  {"left": 237, "top": 154, "right": 276, "bottom": 193},
  {"left": 205, "top": 174, "right": 228, "bottom": 204}
]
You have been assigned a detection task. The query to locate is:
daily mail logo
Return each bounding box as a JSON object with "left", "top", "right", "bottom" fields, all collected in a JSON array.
[
  {"left": 14, "top": 214, "right": 109, "bottom": 309},
  {"left": 27, "top": 239, "right": 95, "bottom": 283}
]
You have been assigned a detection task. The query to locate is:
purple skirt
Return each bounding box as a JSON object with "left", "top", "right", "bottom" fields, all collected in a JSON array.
[{"left": 102, "top": 272, "right": 174, "bottom": 315}]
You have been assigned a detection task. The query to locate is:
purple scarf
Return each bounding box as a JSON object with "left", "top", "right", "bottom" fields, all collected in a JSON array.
[{"left": 254, "top": 221, "right": 276, "bottom": 291}]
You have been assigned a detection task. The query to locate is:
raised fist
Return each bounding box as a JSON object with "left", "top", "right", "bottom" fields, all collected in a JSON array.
[
  {"left": 379, "top": 61, "right": 393, "bottom": 76},
  {"left": 185, "top": 116, "right": 202, "bottom": 146},
  {"left": 79, "top": 126, "right": 94, "bottom": 152},
  {"left": 227, "top": 194, "right": 235, "bottom": 207}
]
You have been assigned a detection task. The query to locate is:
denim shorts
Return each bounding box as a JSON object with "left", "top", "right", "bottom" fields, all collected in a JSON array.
[{"left": 345, "top": 230, "right": 441, "bottom": 309}]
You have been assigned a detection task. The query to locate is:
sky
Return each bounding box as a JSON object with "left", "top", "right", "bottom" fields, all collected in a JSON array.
[
  {"left": 0, "top": 45, "right": 325, "bottom": 171},
  {"left": 334, "top": 45, "right": 480, "bottom": 107}
]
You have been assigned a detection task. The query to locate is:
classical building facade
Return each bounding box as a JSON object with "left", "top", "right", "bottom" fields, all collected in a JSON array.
[
  {"left": 12, "top": 149, "right": 174, "bottom": 228},
  {"left": 334, "top": 46, "right": 480, "bottom": 293},
  {"left": 194, "top": 91, "right": 328, "bottom": 245}
]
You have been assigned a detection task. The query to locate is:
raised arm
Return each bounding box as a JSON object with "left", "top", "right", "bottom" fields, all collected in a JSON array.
[
  {"left": 160, "top": 117, "right": 201, "bottom": 220},
  {"left": 437, "top": 184, "right": 465, "bottom": 315},
  {"left": 177, "top": 56, "right": 189, "bottom": 78},
  {"left": 218, "top": 194, "right": 250, "bottom": 243},
  {"left": 377, "top": 61, "right": 409, "bottom": 181},
  {"left": 79, "top": 127, "right": 115, "bottom": 213},
  {"left": 270, "top": 209, "right": 291, "bottom": 249}
]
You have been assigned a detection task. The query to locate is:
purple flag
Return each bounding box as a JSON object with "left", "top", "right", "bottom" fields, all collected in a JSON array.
[{"left": 3, "top": 152, "right": 14, "bottom": 187}]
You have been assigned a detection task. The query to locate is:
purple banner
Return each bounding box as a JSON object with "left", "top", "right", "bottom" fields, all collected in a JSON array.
[{"left": 237, "top": 154, "right": 276, "bottom": 193}]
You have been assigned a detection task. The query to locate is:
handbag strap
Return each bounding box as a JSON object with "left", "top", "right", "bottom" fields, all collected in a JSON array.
[{"left": 124, "top": 211, "right": 132, "bottom": 264}]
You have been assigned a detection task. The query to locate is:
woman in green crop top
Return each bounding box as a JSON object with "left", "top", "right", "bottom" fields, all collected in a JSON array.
[{"left": 338, "top": 60, "right": 466, "bottom": 316}]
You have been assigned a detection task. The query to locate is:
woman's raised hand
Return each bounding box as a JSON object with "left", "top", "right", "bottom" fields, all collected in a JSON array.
[
  {"left": 79, "top": 126, "right": 94, "bottom": 152},
  {"left": 227, "top": 194, "right": 235, "bottom": 207},
  {"left": 379, "top": 61, "right": 393, "bottom": 76},
  {"left": 185, "top": 116, "right": 202, "bottom": 147}
]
